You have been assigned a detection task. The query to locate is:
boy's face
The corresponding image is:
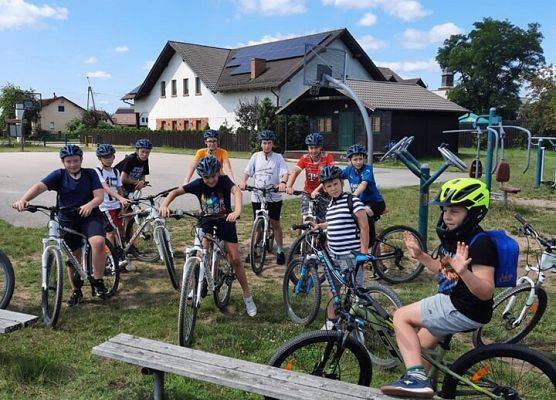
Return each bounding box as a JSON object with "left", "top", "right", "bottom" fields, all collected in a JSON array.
[
  {"left": 137, "top": 148, "right": 151, "bottom": 161},
  {"left": 442, "top": 206, "right": 468, "bottom": 230},
  {"left": 261, "top": 140, "right": 273, "bottom": 154},
  {"left": 323, "top": 178, "right": 343, "bottom": 198},
  {"left": 350, "top": 154, "right": 366, "bottom": 170},
  {"left": 62, "top": 155, "right": 82, "bottom": 174},
  {"left": 99, "top": 154, "right": 115, "bottom": 167},
  {"left": 202, "top": 173, "right": 219, "bottom": 188},
  {"left": 308, "top": 145, "right": 322, "bottom": 158},
  {"left": 205, "top": 138, "right": 218, "bottom": 151}
]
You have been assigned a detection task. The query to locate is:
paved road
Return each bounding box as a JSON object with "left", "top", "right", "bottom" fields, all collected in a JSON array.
[{"left": 0, "top": 151, "right": 464, "bottom": 227}]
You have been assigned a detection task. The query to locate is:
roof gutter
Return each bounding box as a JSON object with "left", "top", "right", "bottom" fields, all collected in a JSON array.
[{"left": 270, "top": 88, "right": 280, "bottom": 107}]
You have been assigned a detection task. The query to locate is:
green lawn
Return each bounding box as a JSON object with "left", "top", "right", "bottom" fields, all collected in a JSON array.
[{"left": 1, "top": 181, "right": 554, "bottom": 399}]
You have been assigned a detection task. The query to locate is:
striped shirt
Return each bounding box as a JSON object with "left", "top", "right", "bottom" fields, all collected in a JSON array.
[{"left": 325, "top": 193, "right": 365, "bottom": 255}]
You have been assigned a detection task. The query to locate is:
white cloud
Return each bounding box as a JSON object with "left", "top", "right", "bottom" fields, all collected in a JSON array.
[
  {"left": 377, "top": 59, "right": 440, "bottom": 76},
  {"left": 115, "top": 45, "right": 129, "bottom": 53},
  {"left": 236, "top": 0, "right": 306, "bottom": 15},
  {"left": 0, "top": 0, "right": 68, "bottom": 30},
  {"left": 358, "top": 12, "right": 377, "bottom": 27},
  {"left": 85, "top": 70, "right": 111, "bottom": 79},
  {"left": 322, "top": 0, "right": 430, "bottom": 22},
  {"left": 400, "top": 22, "right": 463, "bottom": 49},
  {"left": 143, "top": 60, "right": 155, "bottom": 70},
  {"left": 84, "top": 56, "right": 97, "bottom": 64},
  {"left": 358, "top": 34, "right": 388, "bottom": 51}
]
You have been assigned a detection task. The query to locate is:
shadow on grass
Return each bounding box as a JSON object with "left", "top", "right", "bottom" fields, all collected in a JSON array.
[{"left": 0, "top": 351, "right": 74, "bottom": 386}]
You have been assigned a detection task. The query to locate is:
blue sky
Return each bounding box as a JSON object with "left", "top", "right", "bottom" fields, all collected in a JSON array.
[{"left": 1, "top": 0, "right": 555, "bottom": 114}]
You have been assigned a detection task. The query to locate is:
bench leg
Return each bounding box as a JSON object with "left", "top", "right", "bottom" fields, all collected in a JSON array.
[{"left": 141, "top": 368, "right": 164, "bottom": 400}]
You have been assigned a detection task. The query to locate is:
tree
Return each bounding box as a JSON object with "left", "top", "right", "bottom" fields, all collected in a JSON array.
[
  {"left": 520, "top": 66, "right": 556, "bottom": 136},
  {"left": 81, "top": 109, "right": 105, "bottom": 128},
  {"left": 255, "top": 97, "right": 278, "bottom": 151},
  {"left": 437, "top": 18, "right": 545, "bottom": 119},
  {"left": 235, "top": 97, "right": 259, "bottom": 152},
  {"left": 0, "top": 83, "right": 40, "bottom": 134}
]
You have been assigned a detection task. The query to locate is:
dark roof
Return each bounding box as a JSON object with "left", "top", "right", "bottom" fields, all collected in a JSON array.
[
  {"left": 378, "top": 67, "right": 404, "bottom": 82},
  {"left": 41, "top": 96, "right": 85, "bottom": 111},
  {"left": 121, "top": 85, "right": 140, "bottom": 100},
  {"left": 114, "top": 107, "right": 135, "bottom": 114},
  {"left": 403, "top": 78, "right": 427, "bottom": 88}
]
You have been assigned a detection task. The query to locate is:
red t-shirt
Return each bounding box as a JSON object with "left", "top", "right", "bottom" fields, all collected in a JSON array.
[{"left": 296, "top": 153, "right": 335, "bottom": 193}]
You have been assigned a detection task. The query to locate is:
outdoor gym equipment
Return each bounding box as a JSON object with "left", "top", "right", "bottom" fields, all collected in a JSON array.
[
  {"left": 533, "top": 136, "right": 555, "bottom": 189},
  {"left": 380, "top": 136, "right": 467, "bottom": 243}
]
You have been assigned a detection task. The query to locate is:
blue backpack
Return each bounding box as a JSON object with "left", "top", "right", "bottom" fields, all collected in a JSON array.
[{"left": 469, "top": 230, "right": 519, "bottom": 288}]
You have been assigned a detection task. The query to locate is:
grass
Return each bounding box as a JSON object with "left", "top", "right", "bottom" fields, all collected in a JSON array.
[{"left": 1, "top": 180, "right": 554, "bottom": 399}]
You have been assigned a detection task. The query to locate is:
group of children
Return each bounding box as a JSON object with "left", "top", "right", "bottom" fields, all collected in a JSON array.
[{"left": 12, "top": 129, "right": 499, "bottom": 398}]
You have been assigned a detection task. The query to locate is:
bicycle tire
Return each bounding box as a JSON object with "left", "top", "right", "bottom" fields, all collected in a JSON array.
[
  {"left": 286, "top": 232, "right": 326, "bottom": 285},
  {"left": 441, "top": 343, "right": 556, "bottom": 399},
  {"left": 213, "top": 252, "right": 233, "bottom": 310},
  {"left": 250, "top": 217, "right": 267, "bottom": 275},
  {"left": 156, "top": 227, "right": 179, "bottom": 291},
  {"left": 178, "top": 259, "right": 199, "bottom": 347},
  {"left": 125, "top": 217, "right": 160, "bottom": 262},
  {"left": 472, "top": 284, "right": 548, "bottom": 347},
  {"left": 0, "top": 250, "right": 15, "bottom": 309},
  {"left": 41, "top": 247, "right": 63, "bottom": 328},
  {"left": 372, "top": 225, "right": 425, "bottom": 284},
  {"left": 282, "top": 258, "right": 321, "bottom": 326},
  {"left": 86, "top": 239, "right": 120, "bottom": 297}
]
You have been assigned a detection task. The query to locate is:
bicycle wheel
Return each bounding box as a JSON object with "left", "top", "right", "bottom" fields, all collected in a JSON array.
[
  {"left": 372, "top": 225, "right": 425, "bottom": 284},
  {"left": 42, "top": 248, "right": 63, "bottom": 328},
  {"left": 125, "top": 217, "right": 160, "bottom": 262},
  {"left": 87, "top": 239, "right": 120, "bottom": 297},
  {"left": 249, "top": 217, "right": 266, "bottom": 275},
  {"left": 286, "top": 232, "right": 326, "bottom": 285},
  {"left": 0, "top": 250, "right": 15, "bottom": 309},
  {"left": 360, "top": 284, "right": 402, "bottom": 369},
  {"left": 268, "top": 330, "right": 372, "bottom": 387},
  {"left": 156, "top": 227, "right": 179, "bottom": 291},
  {"left": 178, "top": 259, "right": 200, "bottom": 347},
  {"left": 441, "top": 343, "right": 556, "bottom": 399},
  {"left": 282, "top": 258, "right": 321, "bottom": 326},
  {"left": 213, "top": 252, "right": 233, "bottom": 310},
  {"left": 472, "top": 284, "right": 547, "bottom": 347}
]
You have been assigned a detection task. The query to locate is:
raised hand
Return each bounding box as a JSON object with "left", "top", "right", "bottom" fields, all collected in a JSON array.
[
  {"left": 448, "top": 242, "right": 472, "bottom": 276},
  {"left": 403, "top": 231, "right": 423, "bottom": 259}
]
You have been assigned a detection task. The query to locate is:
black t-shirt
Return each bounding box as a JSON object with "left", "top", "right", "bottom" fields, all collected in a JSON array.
[
  {"left": 437, "top": 226, "right": 498, "bottom": 324},
  {"left": 182, "top": 175, "right": 234, "bottom": 215},
  {"left": 120, "top": 153, "right": 149, "bottom": 193}
]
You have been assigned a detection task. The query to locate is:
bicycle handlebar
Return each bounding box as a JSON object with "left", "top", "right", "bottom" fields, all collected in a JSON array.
[
  {"left": 174, "top": 209, "right": 239, "bottom": 222},
  {"left": 515, "top": 213, "right": 553, "bottom": 249},
  {"left": 133, "top": 186, "right": 178, "bottom": 202}
]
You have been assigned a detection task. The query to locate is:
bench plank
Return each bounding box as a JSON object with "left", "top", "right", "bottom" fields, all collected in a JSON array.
[
  {"left": 93, "top": 333, "right": 396, "bottom": 400},
  {"left": 0, "top": 309, "right": 38, "bottom": 334}
]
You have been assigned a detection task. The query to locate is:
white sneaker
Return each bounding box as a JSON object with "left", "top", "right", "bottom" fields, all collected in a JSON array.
[
  {"left": 244, "top": 296, "right": 257, "bottom": 317},
  {"left": 321, "top": 319, "right": 336, "bottom": 331}
]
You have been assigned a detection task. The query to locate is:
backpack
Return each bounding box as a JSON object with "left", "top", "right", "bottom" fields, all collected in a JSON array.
[
  {"left": 346, "top": 193, "right": 360, "bottom": 230},
  {"left": 469, "top": 230, "right": 519, "bottom": 288}
]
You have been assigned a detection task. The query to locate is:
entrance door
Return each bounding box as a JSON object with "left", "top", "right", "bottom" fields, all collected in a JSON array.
[{"left": 338, "top": 111, "right": 354, "bottom": 151}]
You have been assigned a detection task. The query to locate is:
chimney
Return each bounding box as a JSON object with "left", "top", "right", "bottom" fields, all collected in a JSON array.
[
  {"left": 251, "top": 58, "right": 266, "bottom": 80},
  {"left": 53, "top": 92, "right": 56, "bottom": 98},
  {"left": 441, "top": 69, "right": 454, "bottom": 88}
]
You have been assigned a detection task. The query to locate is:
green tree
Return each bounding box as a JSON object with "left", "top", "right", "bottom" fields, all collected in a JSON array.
[
  {"left": 0, "top": 83, "right": 40, "bottom": 134},
  {"left": 254, "top": 97, "right": 278, "bottom": 152},
  {"left": 520, "top": 66, "right": 556, "bottom": 136},
  {"left": 437, "top": 18, "right": 545, "bottom": 118},
  {"left": 81, "top": 109, "right": 105, "bottom": 128},
  {"left": 235, "top": 97, "right": 259, "bottom": 152}
]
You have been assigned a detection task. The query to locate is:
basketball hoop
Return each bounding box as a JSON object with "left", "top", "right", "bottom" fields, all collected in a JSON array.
[{"left": 309, "top": 83, "right": 321, "bottom": 96}]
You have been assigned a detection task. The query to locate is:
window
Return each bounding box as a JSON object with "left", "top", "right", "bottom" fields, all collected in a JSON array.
[
  {"left": 58, "top": 105, "right": 65, "bottom": 112},
  {"left": 160, "top": 81, "right": 166, "bottom": 97},
  {"left": 184, "top": 120, "right": 190, "bottom": 130},
  {"left": 171, "top": 80, "right": 177, "bottom": 96},
  {"left": 49, "top": 122, "right": 55, "bottom": 130},
  {"left": 183, "top": 78, "right": 189, "bottom": 96},
  {"left": 161, "top": 121, "right": 166, "bottom": 130},
  {"left": 317, "top": 117, "right": 332, "bottom": 133},
  {"left": 171, "top": 120, "right": 177, "bottom": 130},
  {"left": 371, "top": 116, "right": 381, "bottom": 133},
  {"left": 195, "top": 77, "right": 201, "bottom": 95},
  {"left": 195, "top": 120, "right": 202, "bottom": 130}
]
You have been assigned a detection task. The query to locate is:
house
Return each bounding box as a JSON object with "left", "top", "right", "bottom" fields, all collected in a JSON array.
[
  {"left": 377, "top": 67, "right": 427, "bottom": 88},
  {"left": 112, "top": 107, "right": 137, "bottom": 127},
  {"left": 432, "top": 70, "right": 455, "bottom": 99},
  {"left": 125, "top": 28, "right": 466, "bottom": 156},
  {"left": 40, "top": 95, "right": 85, "bottom": 134}
]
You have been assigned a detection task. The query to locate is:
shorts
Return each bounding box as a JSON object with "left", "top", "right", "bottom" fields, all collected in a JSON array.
[
  {"left": 330, "top": 253, "right": 365, "bottom": 289},
  {"left": 300, "top": 193, "right": 329, "bottom": 222},
  {"left": 60, "top": 214, "right": 106, "bottom": 252},
  {"left": 420, "top": 293, "right": 484, "bottom": 338},
  {"left": 201, "top": 220, "right": 238, "bottom": 244},
  {"left": 252, "top": 201, "right": 283, "bottom": 221},
  {"left": 103, "top": 208, "right": 123, "bottom": 232}
]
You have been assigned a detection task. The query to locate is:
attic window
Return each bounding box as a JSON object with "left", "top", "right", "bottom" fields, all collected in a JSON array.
[
  {"left": 171, "top": 80, "right": 177, "bottom": 96},
  {"left": 58, "top": 105, "right": 65, "bottom": 112},
  {"left": 160, "top": 81, "right": 166, "bottom": 97},
  {"left": 195, "top": 77, "right": 201, "bottom": 95}
]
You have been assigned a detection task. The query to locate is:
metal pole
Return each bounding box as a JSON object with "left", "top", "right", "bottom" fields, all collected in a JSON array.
[
  {"left": 484, "top": 129, "right": 494, "bottom": 191},
  {"left": 153, "top": 370, "right": 164, "bottom": 400},
  {"left": 535, "top": 139, "right": 544, "bottom": 188},
  {"left": 418, "top": 164, "right": 431, "bottom": 243}
]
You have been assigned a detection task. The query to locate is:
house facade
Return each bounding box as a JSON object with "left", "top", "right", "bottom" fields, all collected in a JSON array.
[{"left": 40, "top": 96, "right": 85, "bottom": 134}]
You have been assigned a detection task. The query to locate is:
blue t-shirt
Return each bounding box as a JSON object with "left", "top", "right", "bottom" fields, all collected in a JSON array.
[
  {"left": 41, "top": 168, "right": 102, "bottom": 222},
  {"left": 342, "top": 164, "right": 383, "bottom": 204},
  {"left": 182, "top": 175, "right": 234, "bottom": 216}
]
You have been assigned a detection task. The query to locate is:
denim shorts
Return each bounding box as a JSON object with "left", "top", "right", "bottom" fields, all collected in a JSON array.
[
  {"left": 420, "top": 293, "right": 483, "bottom": 338},
  {"left": 330, "top": 253, "right": 365, "bottom": 289}
]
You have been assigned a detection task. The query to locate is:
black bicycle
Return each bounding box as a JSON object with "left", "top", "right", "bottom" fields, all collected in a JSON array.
[{"left": 0, "top": 249, "right": 15, "bottom": 309}]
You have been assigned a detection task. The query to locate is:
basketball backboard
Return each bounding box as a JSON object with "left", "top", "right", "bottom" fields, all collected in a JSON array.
[{"left": 303, "top": 43, "right": 346, "bottom": 88}]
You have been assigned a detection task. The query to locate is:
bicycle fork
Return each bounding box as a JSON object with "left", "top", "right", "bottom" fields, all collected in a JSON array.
[
  {"left": 502, "top": 276, "right": 538, "bottom": 327},
  {"left": 295, "top": 257, "right": 316, "bottom": 296},
  {"left": 153, "top": 223, "right": 174, "bottom": 262}
]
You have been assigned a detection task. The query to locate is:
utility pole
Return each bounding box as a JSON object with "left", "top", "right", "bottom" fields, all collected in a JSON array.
[{"left": 86, "top": 76, "right": 96, "bottom": 111}]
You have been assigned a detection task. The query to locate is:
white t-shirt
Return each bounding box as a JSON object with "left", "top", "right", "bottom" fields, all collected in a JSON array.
[
  {"left": 95, "top": 166, "right": 122, "bottom": 212},
  {"left": 244, "top": 151, "right": 288, "bottom": 203}
]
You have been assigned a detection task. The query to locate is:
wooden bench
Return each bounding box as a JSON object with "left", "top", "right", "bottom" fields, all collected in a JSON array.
[
  {"left": 0, "top": 309, "right": 38, "bottom": 334},
  {"left": 93, "top": 333, "right": 402, "bottom": 400}
]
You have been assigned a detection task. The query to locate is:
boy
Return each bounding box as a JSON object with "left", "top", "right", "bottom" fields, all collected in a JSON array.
[
  {"left": 118, "top": 139, "right": 152, "bottom": 197},
  {"left": 286, "top": 132, "right": 334, "bottom": 221},
  {"left": 381, "top": 178, "right": 496, "bottom": 398},
  {"left": 311, "top": 166, "right": 370, "bottom": 329},
  {"left": 238, "top": 130, "right": 289, "bottom": 265},
  {"left": 159, "top": 156, "right": 257, "bottom": 316},
  {"left": 342, "top": 144, "right": 385, "bottom": 246},
  {"left": 12, "top": 144, "right": 109, "bottom": 305}
]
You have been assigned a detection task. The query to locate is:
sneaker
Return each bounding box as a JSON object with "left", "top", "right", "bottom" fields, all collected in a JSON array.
[
  {"left": 67, "top": 290, "right": 83, "bottom": 307},
  {"left": 244, "top": 296, "right": 257, "bottom": 317},
  {"left": 93, "top": 278, "right": 109, "bottom": 298},
  {"left": 276, "top": 251, "right": 286, "bottom": 265},
  {"left": 380, "top": 374, "right": 434, "bottom": 398},
  {"left": 320, "top": 319, "right": 337, "bottom": 331}
]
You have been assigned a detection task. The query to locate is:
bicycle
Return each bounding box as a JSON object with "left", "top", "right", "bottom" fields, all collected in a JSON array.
[
  {"left": 473, "top": 213, "right": 555, "bottom": 347},
  {"left": 0, "top": 249, "right": 15, "bottom": 309},
  {"left": 271, "top": 257, "right": 556, "bottom": 399},
  {"left": 177, "top": 211, "right": 235, "bottom": 347},
  {"left": 23, "top": 205, "right": 119, "bottom": 328}
]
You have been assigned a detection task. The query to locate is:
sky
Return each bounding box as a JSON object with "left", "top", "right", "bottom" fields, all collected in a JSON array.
[{"left": 0, "top": 0, "right": 555, "bottom": 114}]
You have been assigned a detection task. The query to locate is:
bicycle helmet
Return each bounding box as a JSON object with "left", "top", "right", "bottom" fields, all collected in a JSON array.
[
  {"left": 59, "top": 144, "right": 83, "bottom": 159},
  {"left": 203, "top": 129, "right": 219, "bottom": 140},
  {"left": 318, "top": 165, "right": 343, "bottom": 183},
  {"left": 135, "top": 138, "right": 153, "bottom": 149},
  {"left": 432, "top": 178, "right": 490, "bottom": 242},
  {"left": 96, "top": 143, "right": 116, "bottom": 158},
  {"left": 258, "top": 130, "right": 277, "bottom": 142},
  {"left": 196, "top": 156, "right": 221, "bottom": 177},
  {"left": 346, "top": 144, "right": 367, "bottom": 159},
  {"left": 305, "top": 132, "right": 324, "bottom": 147}
]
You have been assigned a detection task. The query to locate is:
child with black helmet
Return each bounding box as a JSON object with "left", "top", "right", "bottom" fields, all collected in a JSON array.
[{"left": 118, "top": 138, "right": 152, "bottom": 197}]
